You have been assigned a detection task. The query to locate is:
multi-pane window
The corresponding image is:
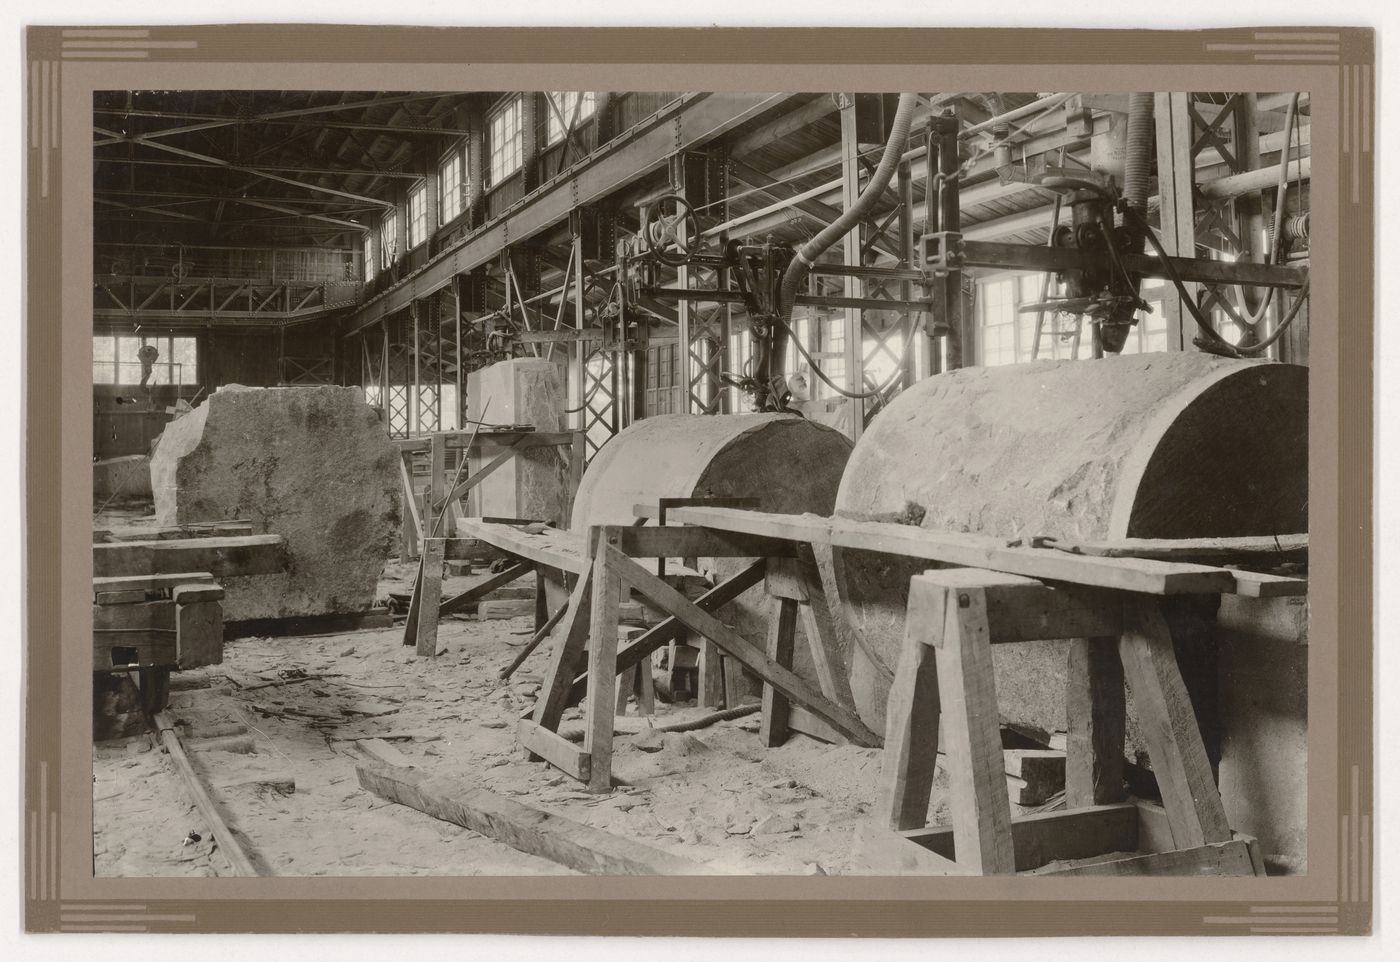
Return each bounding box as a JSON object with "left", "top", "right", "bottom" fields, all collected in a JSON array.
[
  {"left": 363, "top": 231, "right": 376, "bottom": 282},
  {"left": 379, "top": 209, "right": 398, "bottom": 269},
  {"left": 407, "top": 183, "right": 428, "bottom": 249},
  {"left": 545, "top": 92, "right": 597, "bottom": 145},
  {"left": 93, "top": 334, "right": 198, "bottom": 386},
  {"left": 488, "top": 96, "right": 523, "bottom": 186},
  {"left": 976, "top": 272, "right": 1169, "bottom": 366},
  {"left": 439, "top": 149, "right": 465, "bottom": 224},
  {"left": 820, "top": 317, "right": 848, "bottom": 400}
]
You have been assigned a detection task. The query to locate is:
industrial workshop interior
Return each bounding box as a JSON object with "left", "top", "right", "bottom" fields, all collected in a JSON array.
[{"left": 91, "top": 89, "right": 1310, "bottom": 879}]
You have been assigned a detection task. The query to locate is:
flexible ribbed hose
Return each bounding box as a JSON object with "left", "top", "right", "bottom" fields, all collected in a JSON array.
[
  {"left": 775, "top": 93, "right": 920, "bottom": 338},
  {"left": 1123, "top": 93, "right": 1155, "bottom": 215}
]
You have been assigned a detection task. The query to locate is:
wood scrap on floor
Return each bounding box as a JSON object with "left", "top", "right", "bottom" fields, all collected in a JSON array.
[{"left": 356, "top": 760, "right": 724, "bottom": 875}]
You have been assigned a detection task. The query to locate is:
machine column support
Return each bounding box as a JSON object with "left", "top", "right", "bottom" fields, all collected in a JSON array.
[
  {"left": 1154, "top": 92, "right": 1198, "bottom": 352},
  {"left": 839, "top": 96, "right": 865, "bottom": 442}
]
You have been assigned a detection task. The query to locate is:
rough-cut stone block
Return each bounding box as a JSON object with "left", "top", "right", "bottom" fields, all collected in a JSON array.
[
  {"left": 466, "top": 358, "right": 569, "bottom": 524},
  {"left": 150, "top": 385, "right": 400, "bottom": 620}
]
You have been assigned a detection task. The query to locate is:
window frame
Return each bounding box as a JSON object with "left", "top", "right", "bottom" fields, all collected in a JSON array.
[
  {"left": 487, "top": 95, "right": 524, "bottom": 187},
  {"left": 92, "top": 333, "right": 199, "bottom": 387},
  {"left": 545, "top": 91, "right": 598, "bottom": 147},
  {"left": 438, "top": 147, "right": 466, "bottom": 225},
  {"left": 379, "top": 209, "right": 398, "bottom": 269},
  {"left": 407, "top": 181, "right": 429, "bottom": 250}
]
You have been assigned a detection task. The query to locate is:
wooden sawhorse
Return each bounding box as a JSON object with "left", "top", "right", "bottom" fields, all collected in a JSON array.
[
  {"left": 517, "top": 523, "right": 882, "bottom": 793},
  {"left": 858, "top": 567, "right": 1265, "bottom": 877}
]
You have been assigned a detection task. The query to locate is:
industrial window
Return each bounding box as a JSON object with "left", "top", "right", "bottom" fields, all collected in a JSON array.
[
  {"left": 407, "top": 183, "right": 428, "bottom": 249},
  {"left": 93, "top": 334, "right": 198, "bottom": 386},
  {"left": 379, "top": 210, "right": 398, "bottom": 269},
  {"left": 363, "top": 231, "right": 376, "bottom": 282},
  {"left": 439, "top": 149, "right": 465, "bottom": 224},
  {"left": 819, "top": 317, "right": 848, "bottom": 400},
  {"left": 978, "top": 273, "right": 1169, "bottom": 365},
  {"left": 545, "top": 92, "right": 597, "bottom": 146},
  {"left": 488, "top": 96, "right": 523, "bottom": 186}
]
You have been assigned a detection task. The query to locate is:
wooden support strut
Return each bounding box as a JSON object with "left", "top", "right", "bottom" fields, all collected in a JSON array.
[
  {"left": 866, "top": 566, "right": 1254, "bottom": 877},
  {"left": 600, "top": 537, "right": 880, "bottom": 747}
]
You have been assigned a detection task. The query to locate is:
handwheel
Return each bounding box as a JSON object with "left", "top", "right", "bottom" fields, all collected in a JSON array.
[{"left": 642, "top": 194, "right": 700, "bottom": 267}]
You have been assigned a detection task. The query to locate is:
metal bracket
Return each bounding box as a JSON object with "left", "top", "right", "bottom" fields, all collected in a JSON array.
[{"left": 922, "top": 231, "right": 965, "bottom": 275}]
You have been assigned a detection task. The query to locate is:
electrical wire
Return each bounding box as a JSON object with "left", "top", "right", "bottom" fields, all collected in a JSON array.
[
  {"left": 562, "top": 348, "right": 608, "bottom": 414},
  {"left": 1124, "top": 203, "right": 1309, "bottom": 358},
  {"left": 1213, "top": 93, "right": 1301, "bottom": 331}
]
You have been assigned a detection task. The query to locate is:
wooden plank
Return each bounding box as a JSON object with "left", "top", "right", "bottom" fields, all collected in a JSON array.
[
  {"left": 697, "top": 637, "right": 725, "bottom": 708},
  {"left": 795, "top": 557, "right": 857, "bottom": 710},
  {"left": 670, "top": 506, "right": 832, "bottom": 544},
  {"left": 531, "top": 565, "right": 594, "bottom": 732},
  {"left": 94, "top": 522, "right": 253, "bottom": 543},
  {"left": 583, "top": 537, "right": 621, "bottom": 792},
  {"left": 604, "top": 544, "right": 880, "bottom": 747},
  {"left": 668, "top": 507, "right": 1238, "bottom": 595},
  {"left": 455, "top": 519, "right": 589, "bottom": 574},
  {"left": 851, "top": 821, "right": 968, "bottom": 876},
  {"left": 903, "top": 803, "right": 1141, "bottom": 873},
  {"left": 517, "top": 719, "right": 591, "bottom": 782},
  {"left": 786, "top": 705, "right": 843, "bottom": 744},
  {"left": 93, "top": 535, "right": 287, "bottom": 579},
  {"left": 95, "top": 589, "right": 149, "bottom": 606},
  {"left": 982, "top": 581, "right": 1123, "bottom": 642},
  {"left": 612, "top": 524, "right": 798, "bottom": 561},
  {"left": 1045, "top": 533, "right": 1307, "bottom": 563},
  {"left": 93, "top": 572, "right": 217, "bottom": 596},
  {"left": 399, "top": 452, "right": 422, "bottom": 560},
  {"left": 356, "top": 761, "right": 720, "bottom": 875},
  {"left": 919, "top": 574, "right": 1016, "bottom": 875},
  {"left": 565, "top": 559, "right": 768, "bottom": 704},
  {"left": 153, "top": 712, "right": 262, "bottom": 876},
  {"left": 759, "top": 597, "right": 800, "bottom": 747},
  {"left": 878, "top": 576, "right": 944, "bottom": 831},
  {"left": 438, "top": 561, "right": 534, "bottom": 617},
  {"left": 1065, "top": 637, "right": 1127, "bottom": 807},
  {"left": 1033, "top": 836, "right": 1259, "bottom": 877},
  {"left": 499, "top": 600, "right": 569, "bottom": 681},
  {"left": 94, "top": 631, "right": 177, "bottom": 670},
  {"left": 833, "top": 520, "right": 1236, "bottom": 596},
  {"left": 175, "top": 599, "right": 223, "bottom": 669},
  {"left": 95, "top": 599, "right": 175, "bottom": 632},
  {"left": 1229, "top": 569, "right": 1309, "bottom": 598},
  {"left": 171, "top": 584, "right": 224, "bottom": 604},
  {"left": 414, "top": 538, "right": 447, "bottom": 657},
  {"left": 1117, "top": 598, "right": 1233, "bottom": 848},
  {"left": 399, "top": 557, "right": 425, "bottom": 647},
  {"left": 355, "top": 737, "right": 414, "bottom": 768}
]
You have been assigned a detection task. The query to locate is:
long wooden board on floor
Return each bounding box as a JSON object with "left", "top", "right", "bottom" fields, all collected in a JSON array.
[
  {"left": 94, "top": 534, "right": 288, "bottom": 579},
  {"left": 666, "top": 507, "right": 1239, "bottom": 596},
  {"left": 356, "top": 761, "right": 721, "bottom": 875}
]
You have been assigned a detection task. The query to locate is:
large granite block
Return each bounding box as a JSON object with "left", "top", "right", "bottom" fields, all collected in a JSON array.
[
  {"left": 150, "top": 385, "right": 401, "bottom": 620},
  {"left": 465, "top": 358, "right": 570, "bottom": 524}
]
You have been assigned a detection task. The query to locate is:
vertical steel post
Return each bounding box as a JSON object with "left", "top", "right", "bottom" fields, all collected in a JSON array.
[
  {"left": 839, "top": 97, "right": 864, "bottom": 441},
  {"left": 1154, "top": 92, "right": 1198, "bottom": 352}
]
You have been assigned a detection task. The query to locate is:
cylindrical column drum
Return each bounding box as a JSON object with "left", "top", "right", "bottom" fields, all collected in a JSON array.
[
  {"left": 572, "top": 413, "right": 854, "bottom": 529},
  {"left": 571, "top": 413, "right": 854, "bottom": 693},
  {"left": 833, "top": 352, "right": 1308, "bottom": 733}
]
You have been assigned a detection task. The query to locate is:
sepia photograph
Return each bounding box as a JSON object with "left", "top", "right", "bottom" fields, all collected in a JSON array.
[{"left": 84, "top": 84, "right": 1315, "bottom": 882}]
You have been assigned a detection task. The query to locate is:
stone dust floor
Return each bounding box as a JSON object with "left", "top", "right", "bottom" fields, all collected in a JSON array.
[{"left": 93, "top": 560, "right": 967, "bottom": 878}]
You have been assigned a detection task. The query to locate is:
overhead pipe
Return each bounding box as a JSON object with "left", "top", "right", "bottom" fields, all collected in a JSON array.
[{"left": 763, "top": 93, "right": 918, "bottom": 400}]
